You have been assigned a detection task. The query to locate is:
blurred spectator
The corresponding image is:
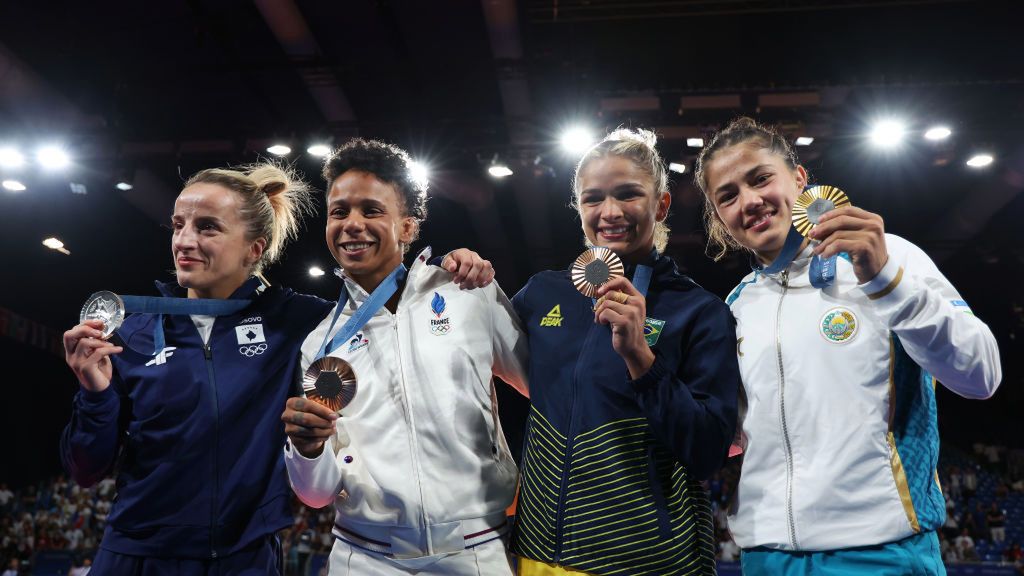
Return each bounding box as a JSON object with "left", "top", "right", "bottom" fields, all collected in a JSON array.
[
  {"left": 988, "top": 502, "right": 1008, "bottom": 544},
  {"left": 965, "top": 466, "right": 979, "bottom": 500},
  {"left": 68, "top": 557, "right": 91, "bottom": 576}
]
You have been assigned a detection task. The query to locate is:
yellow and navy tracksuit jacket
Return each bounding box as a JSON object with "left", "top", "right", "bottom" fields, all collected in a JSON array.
[{"left": 511, "top": 251, "right": 741, "bottom": 575}]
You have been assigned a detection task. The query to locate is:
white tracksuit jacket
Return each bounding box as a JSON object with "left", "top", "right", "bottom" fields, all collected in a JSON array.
[
  {"left": 727, "top": 234, "right": 1001, "bottom": 551},
  {"left": 284, "top": 248, "right": 529, "bottom": 561}
]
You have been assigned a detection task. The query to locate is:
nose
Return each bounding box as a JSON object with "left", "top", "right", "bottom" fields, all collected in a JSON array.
[
  {"left": 172, "top": 224, "right": 198, "bottom": 252},
  {"left": 340, "top": 212, "right": 367, "bottom": 236},
  {"left": 738, "top": 186, "right": 765, "bottom": 214},
  {"left": 598, "top": 197, "right": 624, "bottom": 220}
]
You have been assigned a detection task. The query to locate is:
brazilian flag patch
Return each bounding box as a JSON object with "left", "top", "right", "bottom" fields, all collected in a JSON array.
[{"left": 643, "top": 317, "right": 666, "bottom": 346}]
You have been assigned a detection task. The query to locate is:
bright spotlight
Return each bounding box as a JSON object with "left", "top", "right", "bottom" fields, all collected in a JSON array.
[
  {"left": 795, "top": 137, "right": 814, "bottom": 146},
  {"left": 668, "top": 163, "right": 686, "bottom": 174},
  {"left": 42, "top": 237, "right": 71, "bottom": 255},
  {"left": 924, "top": 126, "right": 951, "bottom": 141},
  {"left": 308, "top": 266, "right": 326, "bottom": 277},
  {"left": 266, "top": 144, "right": 291, "bottom": 156},
  {"left": 488, "top": 164, "right": 513, "bottom": 178},
  {"left": 686, "top": 138, "right": 704, "bottom": 148},
  {"left": 869, "top": 120, "right": 906, "bottom": 148},
  {"left": 37, "top": 146, "right": 70, "bottom": 169},
  {"left": 116, "top": 182, "right": 134, "bottom": 191},
  {"left": 560, "top": 127, "right": 595, "bottom": 154},
  {"left": 307, "top": 144, "right": 331, "bottom": 157},
  {"left": 2, "top": 179, "right": 26, "bottom": 192},
  {"left": 0, "top": 147, "right": 25, "bottom": 168},
  {"left": 966, "top": 154, "right": 994, "bottom": 168},
  {"left": 408, "top": 160, "right": 430, "bottom": 189}
]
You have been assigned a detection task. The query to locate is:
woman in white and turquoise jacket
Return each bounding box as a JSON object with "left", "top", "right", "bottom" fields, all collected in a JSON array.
[{"left": 694, "top": 117, "right": 1002, "bottom": 575}]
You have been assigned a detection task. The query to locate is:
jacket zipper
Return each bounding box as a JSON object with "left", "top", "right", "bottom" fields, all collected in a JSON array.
[
  {"left": 203, "top": 343, "right": 220, "bottom": 559},
  {"left": 775, "top": 270, "right": 798, "bottom": 549},
  {"left": 392, "top": 312, "right": 431, "bottom": 554},
  {"left": 553, "top": 322, "right": 601, "bottom": 562}
]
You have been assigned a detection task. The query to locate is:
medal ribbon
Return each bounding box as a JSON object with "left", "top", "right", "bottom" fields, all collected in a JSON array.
[
  {"left": 589, "top": 262, "right": 654, "bottom": 308},
  {"left": 119, "top": 296, "right": 251, "bottom": 356},
  {"left": 316, "top": 263, "right": 407, "bottom": 360},
  {"left": 752, "top": 224, "right": 837, "bottom": 288}
]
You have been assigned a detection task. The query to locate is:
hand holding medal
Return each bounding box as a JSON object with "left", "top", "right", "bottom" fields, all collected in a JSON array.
[
  {"left": 574, "top": 247, "right": 656, "bottom": 379},
  {"left": 796, "top": 186, "right": 889, "bottom": 284}
]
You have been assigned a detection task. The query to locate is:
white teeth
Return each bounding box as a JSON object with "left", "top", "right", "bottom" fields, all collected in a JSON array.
[
  {"left": 603, "top": 227, "right": 628, "bottom": 234},
  {"left": 342, "top": 242, "right": 372, "bottom": 251}
]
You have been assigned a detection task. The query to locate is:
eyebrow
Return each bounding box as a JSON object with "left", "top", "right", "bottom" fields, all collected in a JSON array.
[
  {"left": 327, "top": 197, "right": 388, "bottom": 209},
  {"left": 713, "top": 164, "right": 773, "bottom": 197},
  {"left": 581, "top": 181, "right": 647, "bottom": 195}
]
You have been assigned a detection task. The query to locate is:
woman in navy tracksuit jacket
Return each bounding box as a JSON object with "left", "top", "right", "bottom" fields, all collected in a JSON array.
[
  {"left": 60, "top": 164, "right": 333, "bottom": 574},
  {"left": 511, "top": 129, "right": 740, "bottom": 576}
]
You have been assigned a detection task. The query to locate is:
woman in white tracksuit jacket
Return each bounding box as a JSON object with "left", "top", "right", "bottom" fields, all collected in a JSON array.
[
  {"left": 693, "top": 117, "right": 1002, "bottom": 575},
  {"left": 280, "top": 138, "right": 528, "bottom": 575}
]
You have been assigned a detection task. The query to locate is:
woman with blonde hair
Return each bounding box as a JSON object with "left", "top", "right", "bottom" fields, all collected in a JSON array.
[
  {"left": 59, "top": 158, "right": 491, "bottom": 575},
  {"left": 511, "top": 128, "right": 740, "bottom": 575}
]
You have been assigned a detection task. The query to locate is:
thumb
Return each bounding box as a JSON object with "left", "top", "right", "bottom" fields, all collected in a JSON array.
[{"left": 443, "top": 254, "right": 458, "bottom": 272}]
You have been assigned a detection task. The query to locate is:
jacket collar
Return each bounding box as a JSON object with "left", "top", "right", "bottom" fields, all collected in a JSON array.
[
  {"left": 155, "top": 276, "right": 266, "bottom": 300},
  {"left": 334, "top": 246, "right": 432, "bottom": 308}
]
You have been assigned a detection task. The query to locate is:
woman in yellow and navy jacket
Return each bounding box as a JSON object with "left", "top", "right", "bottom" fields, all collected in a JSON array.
[{"left": 510, "top": 128, "right": 741, "bottom": 576}]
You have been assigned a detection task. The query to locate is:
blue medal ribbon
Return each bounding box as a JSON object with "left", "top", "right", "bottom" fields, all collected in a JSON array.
[
  {"left": 589, "top": 262, "right": 654, "bottom": 308},
  {"left": 317, "top": 263, "right": 407, "bottom": 360},
  {"left": 119, "top": 296, "right": 252, "bottom": 355},
  {"left": 752, "top": 221, "right": 837, "bottom": 288},
  {"left": 757, "top": 226, "right": 805, "bottom": 275},
  {"left": 809, "top": 251, "right": 837, "bottom": 289}
]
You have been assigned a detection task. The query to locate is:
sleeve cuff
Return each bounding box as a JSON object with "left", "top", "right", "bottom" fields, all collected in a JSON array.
[
  {"left": 858, "top": 257, "right": 904, "bottom": 301},
  {"left": 283, "top": 437, "right": 332, "bottom": 464},
  {"left": 629, "top": 350, "right": 669, "bottom": 393},
  {"left": 78, "top": 385, "right": 117, "bottom": 408}
]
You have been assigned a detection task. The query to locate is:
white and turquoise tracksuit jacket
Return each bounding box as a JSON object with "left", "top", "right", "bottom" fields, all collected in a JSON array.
[{"left": 727, "top": 233, "right": 1002, "bottom": 551}]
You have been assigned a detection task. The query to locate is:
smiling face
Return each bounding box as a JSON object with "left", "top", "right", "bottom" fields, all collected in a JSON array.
[
  {"left": 171, "top": 183, "right": 265, "bottom": 299},
  {"left": 702, "top": 143, "right": 807, "bottom": 264},
  {"left": 325, "top": 169, "right": 417, "bottom": 292},
  {"left": 577, "top": 155, "right": 671, "bottom": 264}
]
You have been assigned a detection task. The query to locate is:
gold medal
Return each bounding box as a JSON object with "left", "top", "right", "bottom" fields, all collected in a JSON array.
[
  {"left": 303, "top": 357, "right": 358, "bottom": 413},
  {"left": 571, "top": 247, "right": 624, "bottom": 298},
  {"left": 792, "top": 185, "right": 852, "bottom": 237}
]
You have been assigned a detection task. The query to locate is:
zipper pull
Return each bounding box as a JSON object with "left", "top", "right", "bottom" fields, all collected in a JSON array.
[
  {"left": 203, "top": 344, "right": 212, "bottom": 360},
  {"left": 781, "top": 270, "right": 790, "bottom": 287}
]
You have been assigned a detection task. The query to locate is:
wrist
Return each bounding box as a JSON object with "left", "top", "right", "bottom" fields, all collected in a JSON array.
[{"left": 624, "top": 346, "right": 656, "bottom": 380}]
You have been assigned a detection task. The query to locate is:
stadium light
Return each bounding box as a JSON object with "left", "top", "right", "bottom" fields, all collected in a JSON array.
[
  {"left": 37, "top": 146, "right": 70, "bottom": 169},
  {"left": 795, "top": 137, "right": 814, "bottom": 146},
  {"left": 0, "top": 147, "right": 25, "bottom": 168},
  {"left": 266, "top": 144, "right": 291, "bottom": 156},
  {"left": 308, "top": 266, "right": 325, "bottom": 277},
  {"left": 307, "top": 144, "right": 331, "bottom": 157},
  {"left": 966, "top": 154, "right": 994, "bottom": 168},
  {"left": 560, "top": 127, "right": 596, "bottom": 155},
  {"left": 869, "top": 120, "right": 906, "bottom": 149},
  {"left": 924, "top": 126, "right": 952, "bottom": 141},
  {"left": 43, "top": 237, "right": 71, "bottom": 255},
  {"left": 2, "top": 179, "right": 26, "bottom": 192},
  {"left": 668, "top": 163, "right": 686, "bottom": 174}
]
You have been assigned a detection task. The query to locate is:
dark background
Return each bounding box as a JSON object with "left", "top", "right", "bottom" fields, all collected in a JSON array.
[{"left": 1, "top": 0, "right": 1021, "bottom": 488}]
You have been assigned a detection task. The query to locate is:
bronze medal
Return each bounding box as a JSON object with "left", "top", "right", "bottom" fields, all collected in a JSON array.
[
  {"left": 303, "top": 357, "right": 358, "bottom": 413},
  {"left": 571, "top": 246, "right": 624, "bottom": 298}
]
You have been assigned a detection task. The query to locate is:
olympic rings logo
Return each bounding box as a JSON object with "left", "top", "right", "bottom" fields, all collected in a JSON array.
[{"left": 239, "top": 343, "right": 268, "bottom": 357}]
